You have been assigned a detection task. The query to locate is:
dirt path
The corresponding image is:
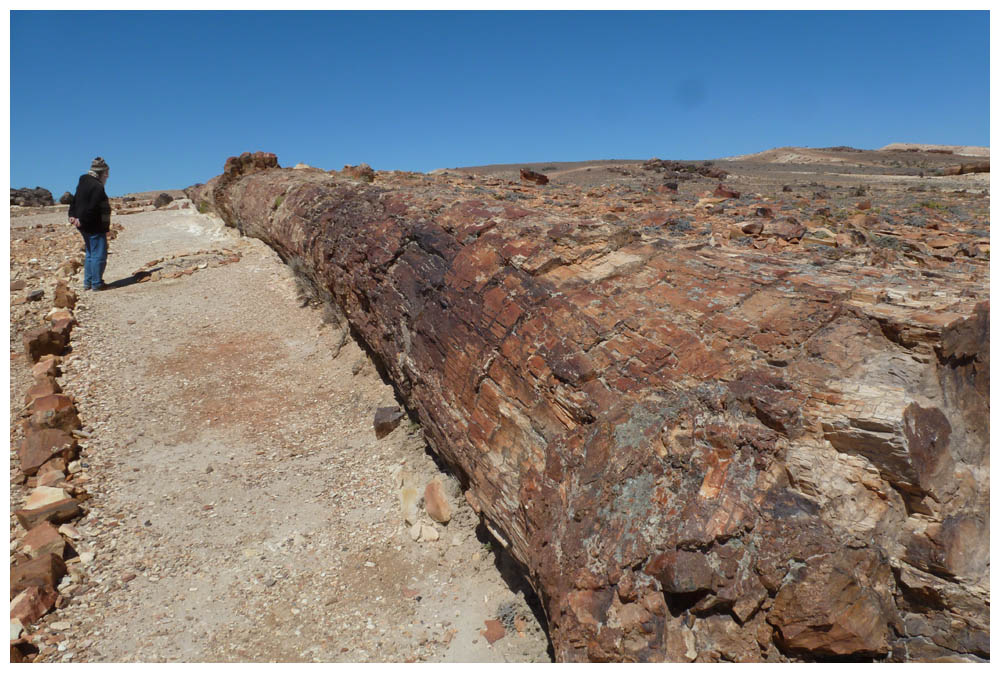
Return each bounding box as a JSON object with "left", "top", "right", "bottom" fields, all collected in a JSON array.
[{"left": 43, "top": 205, "right": 551, "bottom": 662}]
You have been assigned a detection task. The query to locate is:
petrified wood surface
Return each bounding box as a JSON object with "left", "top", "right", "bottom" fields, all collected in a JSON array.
[{"left": 200, "top": 153, "right": 989, "bottom": 662}]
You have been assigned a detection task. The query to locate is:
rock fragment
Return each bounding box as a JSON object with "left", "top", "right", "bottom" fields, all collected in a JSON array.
[
  {"left": 22, "top": 327, "right": 67, "bottom": 362},
  {"left": 31, "top": 356, "right": 61, "bottom": 381},
  {"left": 52, "top": 280, "right": 76, "bottom": 309},
  {"left": 17, "top": 429, "right": 77, "bottom": 476},
  {"left": 520, "top": 168, "right": 550, "bottom": 185},
  {"left": 341, "top": 163, "right": 375, "bottom": 183},
  {"left": 374, "top": 406, "right": 405, "bottom": 439},
  {"left": 9, "top": 586, "right": 58, "bottom": 626},
  {"left": 25, "top": 395, "right": 81, "bottom": 434},
  {"left": 424, "top": 479, "right": 452, "bottom": 524},
  {"left": 482, "top": 619, "right": 506, "bottom": 644},
  {"left": 10, "top": 553, "right": 67, "bottom": 596},
  {"left": 768, "top": 549, "right": 895, "bottom": 656},
  {"left": 14, "top": 498, "right": 82, "bottom": 531},
  {"left": 24, "top": 379, "right": 62, "bottom": 406},
  {"left": 23, "top": 487, "right": 71, "bottom": 510},
  {"left": 399, "top": 485, "right": 420, "bottom": 526},
  {"left": 20, "top": 522, "right": 67, "bottom": 559}
]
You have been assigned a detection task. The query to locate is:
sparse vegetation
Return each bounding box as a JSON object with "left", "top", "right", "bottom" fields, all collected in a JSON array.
[
  {"left": 198, "top": 200, "right": 211, "bottom": 214},
  {"left": 872, "top": 235, "right": 906, "bottom": 250},
  {"left": 667, "top": 218, "right": 693, "bottom": 234},
  {"left": 273, "top": 195, "right": 284, "bottom": 210}
]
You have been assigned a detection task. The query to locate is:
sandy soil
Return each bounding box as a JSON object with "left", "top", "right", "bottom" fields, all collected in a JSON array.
[{"left": 14, "top": 205, "right": 552, "bottom": 663}]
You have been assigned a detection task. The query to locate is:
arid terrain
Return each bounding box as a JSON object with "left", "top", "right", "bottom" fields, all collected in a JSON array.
[{"left": 10, "top": 143, "right": 989, "bottom": 662}]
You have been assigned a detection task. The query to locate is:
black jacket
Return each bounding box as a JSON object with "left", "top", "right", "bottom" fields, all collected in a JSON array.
[{"left": 69, "top": 174, "right": 111, "bottom": 234}]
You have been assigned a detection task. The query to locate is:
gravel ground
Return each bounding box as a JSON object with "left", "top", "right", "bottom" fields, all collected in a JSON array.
[{"left": 16, "top": 204, "right": 552, "bottom": 663}]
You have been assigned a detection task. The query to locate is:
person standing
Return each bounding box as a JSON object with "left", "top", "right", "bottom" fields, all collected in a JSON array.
[{"left": 68, "top": 157, "right": 112, "bottom": 290}]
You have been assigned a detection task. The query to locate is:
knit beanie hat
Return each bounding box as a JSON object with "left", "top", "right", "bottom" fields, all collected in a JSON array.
[{"left": 88, "top": 156, "right": 109, "bottom": 177}]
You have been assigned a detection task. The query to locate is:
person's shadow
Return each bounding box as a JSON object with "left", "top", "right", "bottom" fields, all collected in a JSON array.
[{"left": 102, "top": 267, "right": 162, "bottom": 290}]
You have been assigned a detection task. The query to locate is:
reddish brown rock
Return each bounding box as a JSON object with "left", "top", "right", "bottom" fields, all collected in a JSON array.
[
  {"left": 205, "top": 155, "right": 989, "bottom": 662},
  {"left": 24, "top": 486, "right": 70, "bottom": 510},
  {"left": 25, "top": 394, "right": 80, "bottom": 433},
  {"left": 59, "top": 258, "right": 83, "bottom": 277},
  {"left": 17, "top": 429, "right": 77, "bottom": 476},
  {"left": 768, "top": 549, "right": 895, "bottom": 656},
  {"left": 374, "top": 406, "right": 405, "bottom": 439},
  {"left": 50, "top": 317, "right": 74, "bottom": 342},
  {"left": 37, "top": 456, "right": 68, "bottom": 476},
  {"left": 520, "top": 168, "right": 549, "bottom": 185},
  {"left": 47, "top": 308, "right": 75, "bottom": 325},
  {"left": 424, "top": 479, "right": 452, "bottom": 524},
  {"left": 767, "top": 218, "right": 807, "bottom": 241},
  {"left": 9, "top": 586, "right": 58, "bottom": 626},
  {"left": 10, "top": 554, "right": 67, "bottom": 598},
  {"left": 22, "top": 327, "right": 67, "bottom": 362},
  {"left": 31, "top": 356, "right": 61, "bottom": 381},
  {"left": 713, "top": 184, "right": 740, "bottom": 198},
  {"left": 341, "top": 163, "right": 375, "bottom": 182},
  {"left": 14, "top": 498, "right": 82, "bottom": 531},
  {"left": 52, "top": 280, "right": 76, "bottom": 309},
  {"left": 36, "top": 469, "right": 66, "bottom": 488},
  {"left": 223, "top": 151, "right": 279, "bottom": 179},
  {"left": 482, "top": 619, "right": 506, "bottom": 644},
  {"left": 20, "top": 522, "right": 66, "bottom": 559},
  {"left": 24, "top": 378, "right": 61, "bottom": 406}
]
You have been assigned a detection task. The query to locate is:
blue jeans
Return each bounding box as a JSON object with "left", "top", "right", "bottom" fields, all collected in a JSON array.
[{"left": 82, "top": 230, "right": 108, "bottom": 289}]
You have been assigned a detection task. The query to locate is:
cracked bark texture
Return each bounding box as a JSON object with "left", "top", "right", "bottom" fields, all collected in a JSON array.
[{"left": 195, "top": 154, "right": 989, "bottom": 662}]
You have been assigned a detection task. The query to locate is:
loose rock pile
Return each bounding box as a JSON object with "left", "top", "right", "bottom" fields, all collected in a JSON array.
[
  {"left": 341, "top": 163, "right": 376, "bottom": 183},
  {"left": 11, "top": 187, "right": 55, "bottom": 207},
  {"left": 642, "top": 158, "right": 728, "bottom": 180}
]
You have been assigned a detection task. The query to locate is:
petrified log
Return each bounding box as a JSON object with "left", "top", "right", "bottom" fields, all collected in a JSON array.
[
  {"left": 713, "top": 184, "right": 741, "bottom": 199},
  {"left": 939, "top": 161, "right": 990, "bottom": 176},
  {"left": 205, "top": 154, "right": 989, "bottom": 662},
  {"left": 520, "top": 168, "right": 550, "bottom": 185}
]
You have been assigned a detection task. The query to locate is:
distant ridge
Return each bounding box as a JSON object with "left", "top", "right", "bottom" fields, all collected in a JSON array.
[
  {"left": 878, "top": 143, "right": 989, "bottom": 157},
  {"left": 721, "top": 143, "right": 989, "bottom": 163}
]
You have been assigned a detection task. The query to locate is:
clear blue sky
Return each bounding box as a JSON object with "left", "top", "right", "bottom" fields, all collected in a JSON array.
[{"left": 10, "top": 10, "right": 990, "bottom": 197}]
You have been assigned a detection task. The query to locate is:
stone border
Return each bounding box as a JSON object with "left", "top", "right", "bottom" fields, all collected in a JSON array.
[{"left": 10, "top": 276, "right": 90, "bottom": 662}]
